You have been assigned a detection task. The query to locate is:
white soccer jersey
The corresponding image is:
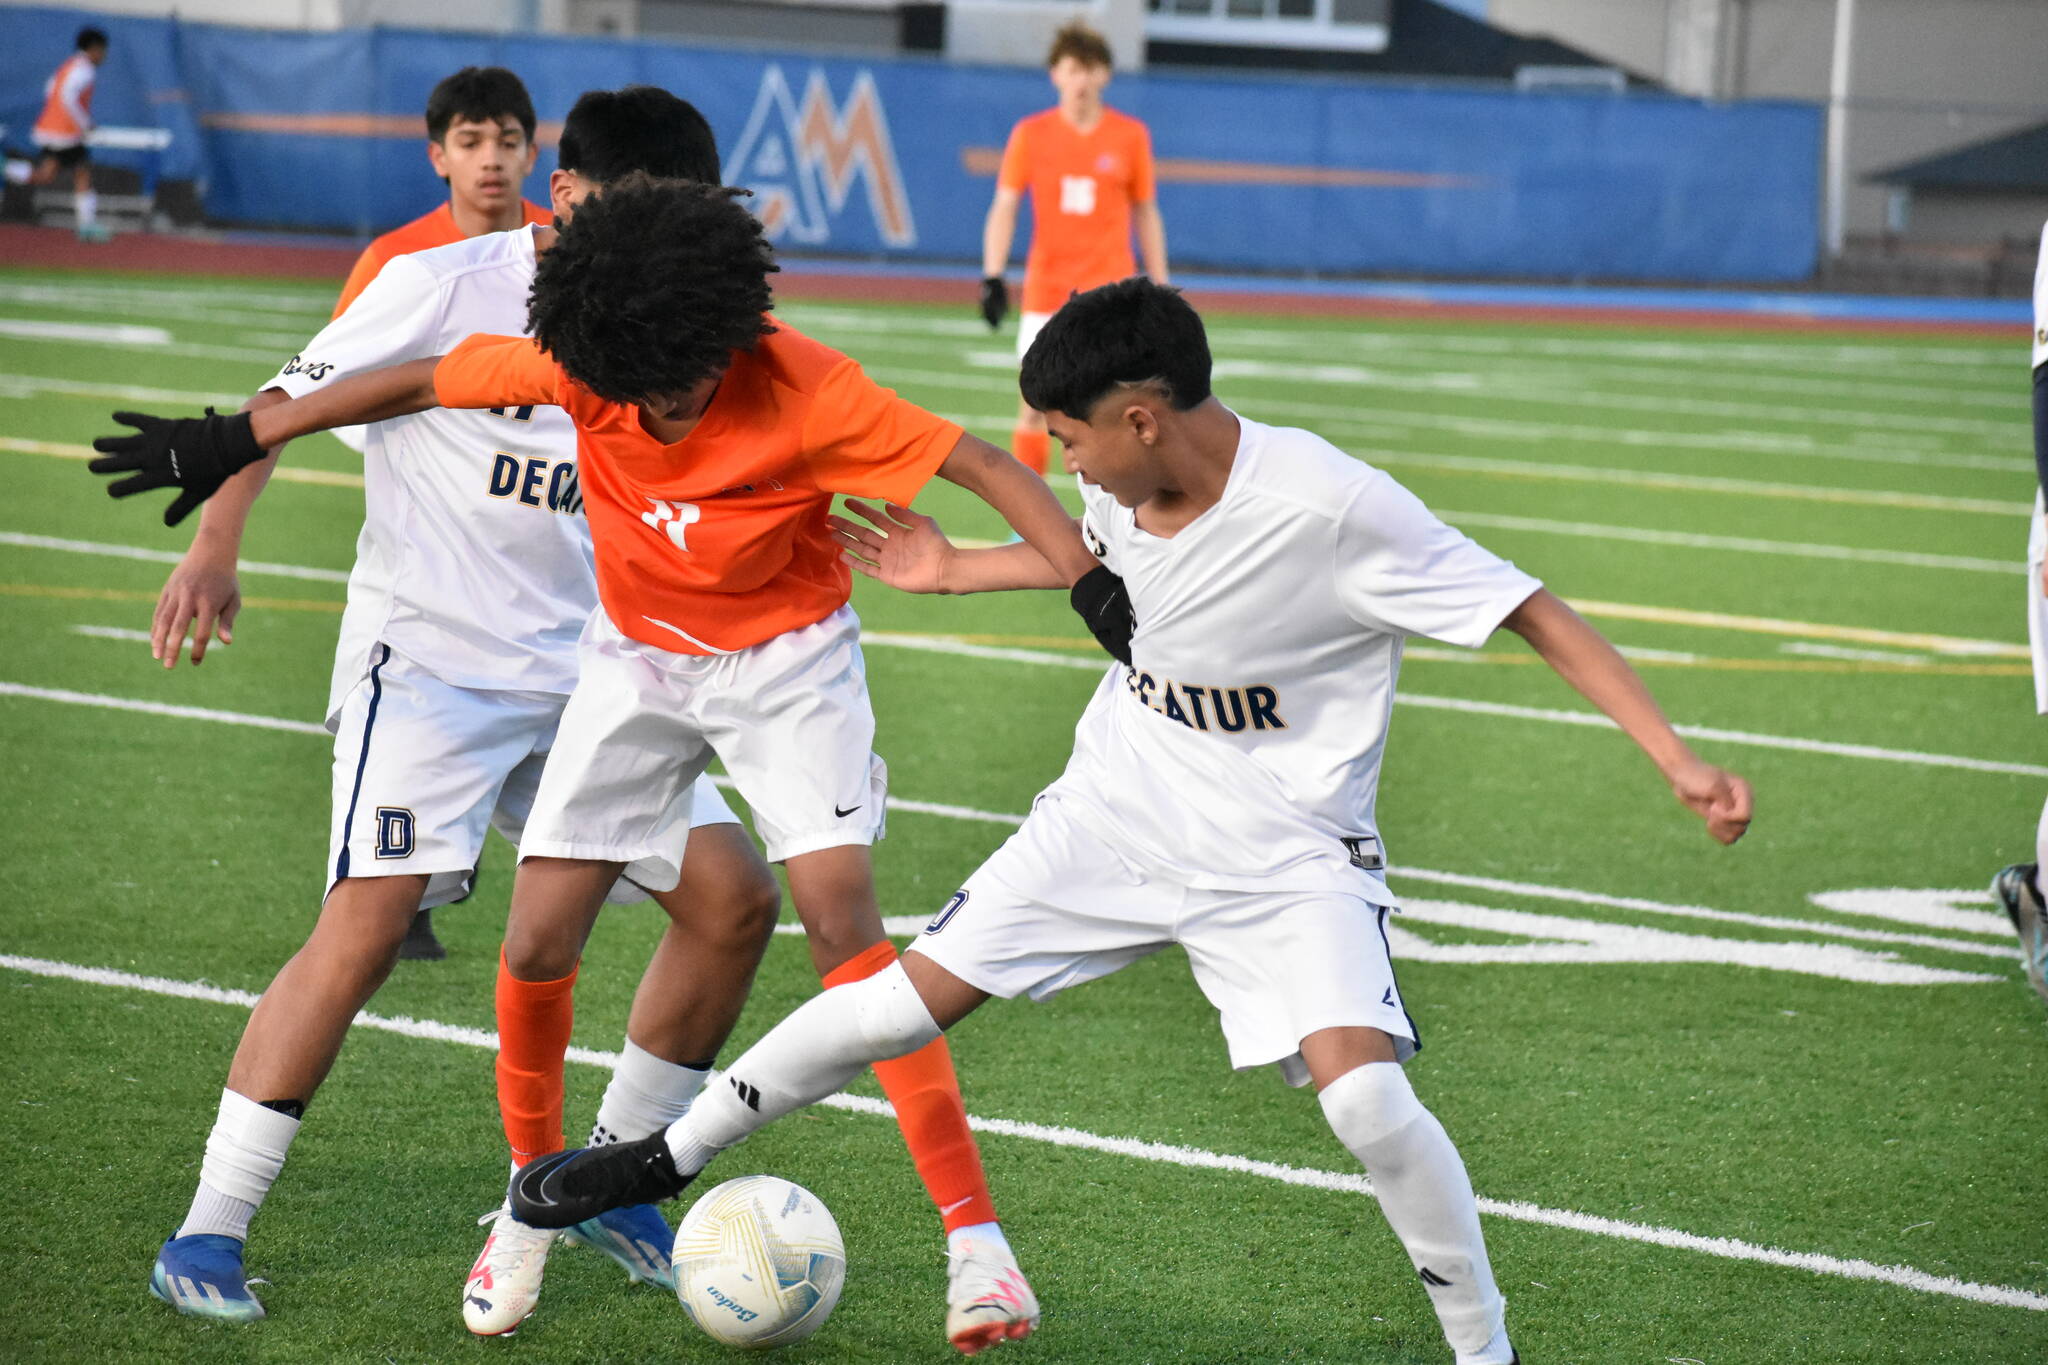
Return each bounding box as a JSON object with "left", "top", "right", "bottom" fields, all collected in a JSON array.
[
  {"left": 264, "top": 228, "right": 594, "bottom": 720},
  {"left": 1049, "top": 415, "right": 1540, "bottom": 901}
]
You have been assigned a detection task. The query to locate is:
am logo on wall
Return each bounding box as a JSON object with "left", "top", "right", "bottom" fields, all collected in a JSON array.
[{"left": 725, "top": 65, "right": 918, "bottom": 250}]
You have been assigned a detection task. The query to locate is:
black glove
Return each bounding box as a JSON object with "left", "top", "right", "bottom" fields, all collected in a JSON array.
[
  {"left": 979, "top": 275, "right": 1009, "bottom": 331},
  {"left": 1070, "top": 564, "right": 1135, "bottom": 666},
  {"left": 89, "top": 408, "right": 267, "bottom": 526}
]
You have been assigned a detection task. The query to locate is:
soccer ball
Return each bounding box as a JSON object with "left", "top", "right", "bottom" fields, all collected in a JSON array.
[{"left": 673, "top": 1175, "right": 846, "bottom": 1349}]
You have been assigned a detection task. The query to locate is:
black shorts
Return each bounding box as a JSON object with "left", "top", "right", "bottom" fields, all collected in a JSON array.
[{"left": 39, "top": 143, "right": 89, "bottom": 170}]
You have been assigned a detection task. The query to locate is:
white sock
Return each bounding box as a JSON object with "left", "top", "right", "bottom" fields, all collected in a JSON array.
[
  {"left": 667, "top": 961, "right": 940, "bottom": 1176},
  {"left": 1319, "top": 1063, "right": 1508, "bottom": 1361},
  {"left": 75, "top": 189, "right": 96, "bottom": 227},
  {"left": 177, "top": 1089, "right": 302, "bottom": 1242},
  {"left": 591, "top": 1038, "right": 710, "bottom": 1145},
  {"left": 947, "top": 1220, "right": 1009, "bottom": 1258},
  {"left": 2033, "top": 796, "right": 2048, "bottom": 901}
]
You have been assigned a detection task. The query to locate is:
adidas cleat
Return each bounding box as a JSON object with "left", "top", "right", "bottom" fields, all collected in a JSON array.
[
  {"left": 945, "top": 1235, "right": 1039, "bottom": 1355},
  {"left": 150, "top": 1233, "right": 266, "bottom": 1322},
  {"left": 463, "top": 1206, "right": 557, "bottom": 1336},
  {"left": 508, "top": 1133, "right": 693, "bottom": 1231},
  {"left": 561, "top": 1201, "right": 676, "bottom": 1289},
  {"left": 1992, "top": 864, "right": 2048, "bottom": 1005}
]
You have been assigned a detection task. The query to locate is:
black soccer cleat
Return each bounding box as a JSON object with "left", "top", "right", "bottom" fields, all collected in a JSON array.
[
  {"left": 507, "top": 1133, "right": 695, "bottom": 1230},
  {"left": 396, "top": 909, "right": 445, "bottom": 961}
]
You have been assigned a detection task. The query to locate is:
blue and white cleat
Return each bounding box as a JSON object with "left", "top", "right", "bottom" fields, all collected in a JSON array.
[
  {"left": 150, "top": 1233, "right": 266, "bottom": 1322},
  {"left": 562, "top": 1202, "right": 677, "bottom": 1289},
  {"left": 1993, "top": 864, "right": 2048, "bottom": 1006}
]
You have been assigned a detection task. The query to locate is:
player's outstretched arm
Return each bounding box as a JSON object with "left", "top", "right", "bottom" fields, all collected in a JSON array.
[
  {"left": 829, "top": 498, "right": 1069, "bottom": 595},
  {"left": 149, "top": 388, "right": 291, "bottom": 668},
  {"left": 934, "top": 433, "right": 1096, "bottom": 586},
  {"left": 90, "top": 359, "right": 444, "bottom": 525},
  {"left": 1502, "top": 587, "right": 1753, "bottom": 844}
]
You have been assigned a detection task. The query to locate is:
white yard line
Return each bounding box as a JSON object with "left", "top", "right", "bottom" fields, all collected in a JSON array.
[
  {"left": 1435, "top": 510, "right": 2015, "bottom": 575},
  {"left": 1394, "top": 868, "right": 2013, "bottom": 959},
  {"left": 1781, "top": 641, "right": 1938, "bottom": 665},
  {"left": 0, "top": 683, "right": 328, "bottom": 736},
  {"left": 1562, "top": 600, "right": 2024, "bottom": 657},
  {"left": 70, "top": 624, "right": 152, "bottom": 643},
  {"left": 1391, "top": 692, "right": 2048, "bottom": 778},
  {"left": 2, "top": 436, "right": 364, "bottom": 488},
  {"left": 0, "top": 949, "right": 2037, "bottom": 1312},
  {"left": 0, "top": 280, "right": 329, "bottom": 319},
  {"left": 0, "top": 318, "right": 172, "bottom": 345},
  {"left": 1340, "top": 446, "right": 2029, "bottom": 517},
  {"left": 0, "top": 372, "right": 248, "bottom": 408},
  {"left": 0, "top": 532, "right": 350, "bottom": 582}
]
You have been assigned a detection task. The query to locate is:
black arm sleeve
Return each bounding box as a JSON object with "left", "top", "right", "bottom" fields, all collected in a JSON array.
[{"left": 2035, "top": 363, "right": 2047, "bottom": 501}]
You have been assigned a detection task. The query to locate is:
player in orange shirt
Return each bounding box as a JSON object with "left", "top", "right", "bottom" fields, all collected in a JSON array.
[
  {"left": 90, "top": 175, "right": 1127, "bottom": 1354},
  {"left": 15, "top": 27, "right": 109, "bottom": 241},
  {"left": 980, "top": 22, "right": 1168, "bottom": 475},
  {"left": 331, "top": 65, "right": 552, "bottom": 318}
]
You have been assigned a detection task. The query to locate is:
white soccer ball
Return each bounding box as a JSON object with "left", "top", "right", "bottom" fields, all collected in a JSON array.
[{"left": 673, "top": 1175, "right": 847, "bottom": 1349}]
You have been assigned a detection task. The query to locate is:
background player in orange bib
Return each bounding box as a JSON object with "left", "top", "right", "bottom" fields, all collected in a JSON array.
[
  {"left": 331, "top": 65, "right": 552, "bottom": 317},
  {"left": 18, "top": 27, "right": 108, "bottom": 240},
  {"left": 979, "top": 21, "right": 1168, "bottom": 475}
]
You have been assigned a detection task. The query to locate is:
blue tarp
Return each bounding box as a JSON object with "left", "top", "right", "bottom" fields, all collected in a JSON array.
[{"left": 0, "top": 6, "right": 1823, "bottom": 282}]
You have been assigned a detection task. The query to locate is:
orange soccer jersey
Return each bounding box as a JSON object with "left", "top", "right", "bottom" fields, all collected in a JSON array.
[
  {"left": 33, "top": 53, "right": 95, "bottom": 144},
  {"left": 433, "top": 325, "right": 962, "bottom": 655},
  {"left": 998, "top": 107, "right": 1156, "bottom": 315},
  {"left": 333, "top": 200, "right": 552, "bottom": 316}
]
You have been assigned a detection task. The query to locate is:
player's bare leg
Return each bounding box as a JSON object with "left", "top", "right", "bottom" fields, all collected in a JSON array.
[
  {"left": 623, "top": 824, "right": 781, "bottom": 1072},
  {"left": 155, "top": 873, "right": 430, "bottom": 1322},
  {"left": 783, "top": 847, "right": 1032, "bottom": 1352},
  {"left": 225, "top": 875, "right": 433, "bottom": 1098},
  {"left": 1301, "top": 1027, "right": 1515, "bottom": 1365}
]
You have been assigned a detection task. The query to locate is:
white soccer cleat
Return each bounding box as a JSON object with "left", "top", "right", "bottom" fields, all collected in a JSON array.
[
  {"left": 462, "top": 1205, "right": 558, "bottom": 1337},
  {"left": 945, "top": 1235, "right": 1040, "bottom": 1355}
]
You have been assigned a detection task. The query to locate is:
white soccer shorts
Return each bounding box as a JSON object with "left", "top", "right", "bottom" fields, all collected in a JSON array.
[
  {"left": 520, "top": 605, "right": 888, "bottom": 880},
  {"left": 2029, "top": 490, "right": 2046, "bottom": 714},
  {"left": 909, "top": 793, "right": 1417, "bottom": 1087},
  {"left": 326, "top": 644, "right": 736, "bottom": 908},
  {"left": 1014, "top": 310, "right": 1054, "bottom": 361}
]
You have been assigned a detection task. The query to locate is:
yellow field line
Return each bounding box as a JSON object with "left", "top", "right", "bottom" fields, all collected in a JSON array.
[
  {"left": 0, "top": 583, "right": 342, "bottom": 612},
  {"left": 2, "top": 437, "right": 365, "bottom": 489},
  {"left": 1565, "top": 598, "right": 2027, "bottom": 657}
]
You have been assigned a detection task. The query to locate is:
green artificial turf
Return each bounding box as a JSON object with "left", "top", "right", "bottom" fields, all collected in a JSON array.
[{"left": 1, "top": 266, "right": 2044, "bottom": 1363}]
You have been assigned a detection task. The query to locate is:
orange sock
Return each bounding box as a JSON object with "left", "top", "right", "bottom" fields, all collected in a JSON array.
[
  {"left": 495, "top": 949, "right": 577, "bottom": 1166},
  {"left": 823, "top": 942, "right": 998, "bottom": 1232},
  {"left": 1012, "top": 426, "right": 1049, "bottom": 477}
]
